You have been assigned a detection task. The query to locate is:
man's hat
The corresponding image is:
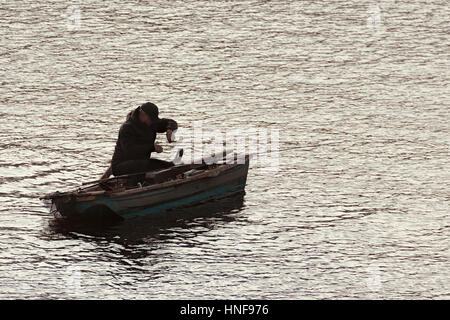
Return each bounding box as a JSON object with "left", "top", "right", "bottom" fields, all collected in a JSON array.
[{"left": 140, "top": 102, "right": 159, "bottom": 121}]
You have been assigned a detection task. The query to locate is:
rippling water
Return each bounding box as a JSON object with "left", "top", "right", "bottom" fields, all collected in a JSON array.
[{"left": 0, "top": 0, "right": 448, "bottom": 299}]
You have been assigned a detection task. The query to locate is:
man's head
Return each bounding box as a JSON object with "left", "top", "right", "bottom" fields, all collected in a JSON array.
[{"left": 139, "top": 102, "right": 159, "bottom": 126}]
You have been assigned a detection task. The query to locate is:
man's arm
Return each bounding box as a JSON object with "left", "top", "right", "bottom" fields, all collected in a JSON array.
[
  {"left": 155, "top": 118, "right": 178, "bottom": 133},
  {"left": 156, "top": 118, "right": 178, "bottom": 143}
]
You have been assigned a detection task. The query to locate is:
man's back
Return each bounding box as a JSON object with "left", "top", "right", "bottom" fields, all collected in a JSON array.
[{"left": 108, "top": 103, "right": 178, "bottom": 177}]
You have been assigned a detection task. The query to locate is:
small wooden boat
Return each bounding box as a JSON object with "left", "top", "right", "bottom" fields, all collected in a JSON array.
[{"left": 40, "top": 154, "right": 250, "bottom": 221}]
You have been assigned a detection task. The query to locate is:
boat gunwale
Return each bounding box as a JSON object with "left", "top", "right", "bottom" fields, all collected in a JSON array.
[{"left": 42, "top": 159, "right": 249, "bottom": 200}]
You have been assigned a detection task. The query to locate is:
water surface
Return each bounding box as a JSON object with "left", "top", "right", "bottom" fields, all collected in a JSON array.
[{"left": 0, "top": 0, "right": 448, "bottom": 299}]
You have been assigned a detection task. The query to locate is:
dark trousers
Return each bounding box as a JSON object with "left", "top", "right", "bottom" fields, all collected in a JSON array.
[{"left": 112, "top": 158, "right": 174, "bottom": 176}]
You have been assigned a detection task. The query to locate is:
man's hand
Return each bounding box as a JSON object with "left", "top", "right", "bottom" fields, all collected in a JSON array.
[
  {"left": 154, "top": 143, "right": 163, "bottom": 153},
  {"left": 166, "top": 129, "right": 174, "bottom": 143}
]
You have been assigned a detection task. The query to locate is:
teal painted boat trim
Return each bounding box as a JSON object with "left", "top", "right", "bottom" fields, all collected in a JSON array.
[{"left": 121, "top": 182, "right": 246, "bottom": 219}]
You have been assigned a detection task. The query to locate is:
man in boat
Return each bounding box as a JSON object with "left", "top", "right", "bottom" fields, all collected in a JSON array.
[{"left": 101, "top": 102, "right": 179, "bottom": 179}]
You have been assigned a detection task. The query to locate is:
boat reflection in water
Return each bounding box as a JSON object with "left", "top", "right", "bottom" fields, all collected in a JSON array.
[{"left": 48, "top": 192, "right": 246, "bottom": 243}]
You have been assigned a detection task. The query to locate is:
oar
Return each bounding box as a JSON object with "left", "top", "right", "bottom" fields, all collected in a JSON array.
[
  {"left": 100, "top": 165, "right": 112, "bottom": 180},
  {"left": 94, "top": 142, "right": 332, "bottom": 186},
  {"left": 83, "top": 149, "right": 233, "bottom": 188},
  {"left": 82, "top": 163, "right": 203, "bottom": 188}
]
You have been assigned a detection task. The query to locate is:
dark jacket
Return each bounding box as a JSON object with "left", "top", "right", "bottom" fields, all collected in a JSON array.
[{"left": 111, "top": 107, "right": 178, "bottom": 167}]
